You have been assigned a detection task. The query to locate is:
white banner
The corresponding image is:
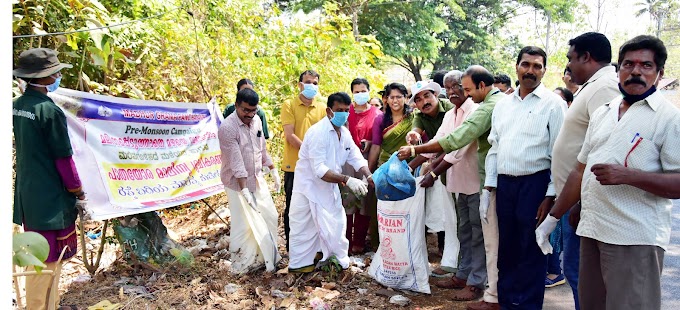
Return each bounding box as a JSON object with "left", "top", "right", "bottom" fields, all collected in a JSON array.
[{"left": 49, "top": 89, "right": 225, "bottom": 220}]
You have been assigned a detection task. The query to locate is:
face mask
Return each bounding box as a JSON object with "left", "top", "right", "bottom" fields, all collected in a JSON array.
[
  {"left": 28, "top": 74, "right": 62, "bottom": 92},
  {"left": 354, "top": 92, "right": 370, "bottom": 105},
  {"left": 301, "top": 83, "right": 318, "bottom": 99},
  {"left": 330, "top": 111, "right": 349, "bottom": 127},
  {"left": 619, "top": 71, "right": 660, "bottom": 104}
]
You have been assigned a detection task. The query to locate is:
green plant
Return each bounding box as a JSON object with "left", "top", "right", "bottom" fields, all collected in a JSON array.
[{"left": 12, "top": 232, "right": 50, "bottom": 273}]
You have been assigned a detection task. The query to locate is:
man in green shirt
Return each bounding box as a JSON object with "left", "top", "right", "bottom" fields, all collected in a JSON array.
[
  {"left": 406, "top": 81, "right": 454, "bottom": 145},
  {"left": 223, "top": 78, "right": 270, "bottom": 139},
  {"left": 397, "top": 66, "right": 506, "bottom": 310},
  {"left": 13, "top": 48, "right": 86, "bottom": 310}
]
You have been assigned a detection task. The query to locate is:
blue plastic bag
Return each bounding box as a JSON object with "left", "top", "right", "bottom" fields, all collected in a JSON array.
[{"left": 373, "top": 152, "right": 416, "bottom": 201}]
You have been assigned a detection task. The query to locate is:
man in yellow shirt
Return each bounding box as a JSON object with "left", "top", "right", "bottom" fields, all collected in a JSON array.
[{"left": 281, "top": 70, "right": 327, "bottom": 251}]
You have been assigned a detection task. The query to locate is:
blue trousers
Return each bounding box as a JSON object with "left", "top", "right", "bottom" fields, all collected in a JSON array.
[
  {"left": 562, "top": 207, "right": 581, "bottom": 310},
  {"left": 496, "top": 170, "right": 549, "bottom": 310}
]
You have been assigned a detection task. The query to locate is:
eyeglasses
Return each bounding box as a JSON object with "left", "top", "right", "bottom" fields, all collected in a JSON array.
[
  {"left": 388, "top": 95, "right": 405, "bottom": 100},
  {"left": 445, "top": 84, "right": 463, "bottom": 91},
  {"left": 240, "top": 106, "right": 259, "bottom": 114}
]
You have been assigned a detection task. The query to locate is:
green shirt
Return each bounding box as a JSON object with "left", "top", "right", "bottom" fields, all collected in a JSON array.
[
  {"left": 437, "top": 88, "right": 506, "bottom": 189},
  {"left": 413, "top": 98, "right": 454, "bottom": 140},
  {"left": 13, "top": 89, "right": 77, "bottom": 230},
  {"left": 223, "top": 103, "right": 270, "bottom": 139}
]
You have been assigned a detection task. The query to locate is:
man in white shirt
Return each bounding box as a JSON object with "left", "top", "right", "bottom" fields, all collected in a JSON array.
[
  {"left": 485, "top": 46, "right": 566, "bottom": 309},
  {"left": 288, "top": 92, "right": 372, "bottom": 273},
  {"left": 536, "top": 35, "right": 680, "bottom": 310},
  {"left": 549, "top": 32, "right": 620, "bottom": 309}
]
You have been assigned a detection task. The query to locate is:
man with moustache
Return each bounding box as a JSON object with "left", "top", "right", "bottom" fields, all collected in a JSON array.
[
  {"left": 536, "top": 35, "right": 680, "bottom": 310},
  {"left": 548, "top": 32, "right": 620, "bottom": 308},
  {"left": 404, "top": 80, "right": 454, "bottom": 254},
  {"left": 485, "top": 46, "right": 566, "bottom": 309},
  {"left": 397, "top": 66, "right": 506, "bottom": 310},
  {"left": 218, "top": 88, "right": 281, "bottom": 274}
]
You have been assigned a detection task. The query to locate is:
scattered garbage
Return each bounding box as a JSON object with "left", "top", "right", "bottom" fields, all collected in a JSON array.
[
  {"left": 389, "top": 295, "right": 411, "bottom": 307},
  {"left": 86, "top": 231, "right": 102, "bottom": 239},
  {"left": 122, "top": 285, "right": 149, "bottom": 296},
  {"left": 271, "top": 290, "right": 292, "bottom": 298},
  {"left": 349, "top": 256, "right": 366, "bottom": 268},
  {"left": 72, "top": 274, "right": 92, "bottom": 283},
  {"left": 224, "top": 283, "right": 240, "bottom": 295},
  {"left": 216, "top": 235, "right": 230, "bottom": 250},
  {"left": 310, "top": 297, "right": 331, "bottom": 310},
  {"left": 357, "top": 288, "right": 368, "bottom": 295},
  {"left": 207, "top": 207, "right": 231, "bottom": 223}
]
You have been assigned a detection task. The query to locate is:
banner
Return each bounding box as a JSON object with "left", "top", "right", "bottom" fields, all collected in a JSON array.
[{"left": 49, "top": 89, "right": 225, "bottom": 220}]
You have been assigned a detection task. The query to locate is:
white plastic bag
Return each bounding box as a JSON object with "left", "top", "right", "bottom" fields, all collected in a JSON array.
[
  {"left": 439, "top": 187, "right": 460, "bottom": 269},
  {"left": 424, "top": 178, "right": 453, "bottom": 232},
  {"left": 368, "top": 176, "right": 430, "bottom": 294}
]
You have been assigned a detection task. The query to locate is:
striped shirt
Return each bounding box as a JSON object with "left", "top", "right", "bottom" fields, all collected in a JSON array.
[
  {"left": 485, "top": 83, "right": 567, "bottom": 196},
  {"left": 218, "top": 112, "right": 273, "bottom": 192},
  {"left": 576, "top": 91, "right": 680, "bottom": 249}
]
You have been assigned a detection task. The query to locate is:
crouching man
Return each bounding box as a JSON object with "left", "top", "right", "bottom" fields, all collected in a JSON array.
[
  {"left": 218, "top": 88, "right": 281, "bottom": 274},
  {"left": 289, "top": 92, "right": 373, "bottom": 273}
]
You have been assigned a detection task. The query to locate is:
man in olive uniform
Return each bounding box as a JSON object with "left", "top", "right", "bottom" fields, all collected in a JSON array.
[{"left": 13, "top": 48, "right": 86, "bottom": 310}]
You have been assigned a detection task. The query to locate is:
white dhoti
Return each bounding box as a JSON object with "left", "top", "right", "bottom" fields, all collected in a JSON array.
[
  {"left": 289, "top": 191, "right": 350, "bottom": 270},
  {"left": 225, "top": 175, "right": 280, "bottom": 274}
]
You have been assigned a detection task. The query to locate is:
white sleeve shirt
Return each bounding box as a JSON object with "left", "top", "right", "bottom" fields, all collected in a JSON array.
[
  {"left": 293, "top": 117, "right": 368, "bottom": 207},
  {"left": 485, "top": 83, "right": 567, "bottom": 196},
  {"left": 576, "top": 91, "right": 680, "bottom": 249}
]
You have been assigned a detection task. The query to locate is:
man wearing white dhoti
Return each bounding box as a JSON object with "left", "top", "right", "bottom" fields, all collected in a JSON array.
[
  {"left": 218, "top": 88, "right": 282, "bottom": 274},
  {"left": 288, "top": 92, "right": 373, "bottom": 273}
]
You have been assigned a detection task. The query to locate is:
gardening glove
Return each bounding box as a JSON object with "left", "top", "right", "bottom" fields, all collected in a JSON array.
[
  {"left": 535, "top": 214, "right": 560, "bottom": 255},
  {"left": 271, "top": 168, "right": 281, "bottom": 193},
  {"left": 347, "top": 177, "right": 368, "bottom": 197},
  {"left": 405, "top": 130, "right": 422, "bottom": 145},
  {"left": 75, "top": 198, "right": 92, "bottom": 221},
  {"left": 241, "top": 188, "right": 257, "bottom": 210},
  {"left": 262, "top": 166, "right": 271, "bottom": 174},
  {"left": 479, "top": 189, "right": 490, "bottom": 224}
]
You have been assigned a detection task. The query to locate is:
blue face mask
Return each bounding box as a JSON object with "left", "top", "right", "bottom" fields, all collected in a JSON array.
[
  {"left": 619, "top": 71, "right": 660, "bottom": 104},
  {"left": 354, "top": 92, "right": 370, "bottom": 105},
  {"left": 28, "top": 74, "right": 62, "bottom": 92},
  {"left": 330, "top": 111, "right": 349, "bottom": 127},
  {"left": 46, "top": 76, "right": 62, "bottom": 92},
  {"left": 301, "top": 83, "right": 318, "bottom": 99}
]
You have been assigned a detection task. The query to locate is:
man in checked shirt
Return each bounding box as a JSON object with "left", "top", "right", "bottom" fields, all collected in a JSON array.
[
  {"left": 484, "top": 46, "right": 567, "bottom": 309},
  {"left": 537, "top": 35, "right": 680, "bottom": 310}
]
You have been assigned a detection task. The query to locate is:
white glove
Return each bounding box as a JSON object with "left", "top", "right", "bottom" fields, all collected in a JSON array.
[
  {"left": 535, "top": 215, "right": 560, "bottom": 255},
  {"left": 75, "top": 199, "right": 92, "bottom": 221},
  {"left": 479, "top": 189, "right": 490, "bottom": 224},
  {"left": 271, "top": 169, "right": 281, "bottom": 193},
  {"left": 262, "top": 166, "right": 271, "bottom": 174},
  {"left": 405, "top": 130, "right": 422, "bottom": 145},
  {"left": 241, "top": 188, "right": 256, "bottom": 209},
  {"left": 347, "top": 177, "right": 368, "bottom": 197}
]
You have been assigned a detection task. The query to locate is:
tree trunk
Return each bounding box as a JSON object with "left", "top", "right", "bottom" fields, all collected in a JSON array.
[
  {"left": 405, "top": 56, "right": 423, "bottom": 81},
  {"left": 352, "top": 8, "right": 359, "bottom": 41}
]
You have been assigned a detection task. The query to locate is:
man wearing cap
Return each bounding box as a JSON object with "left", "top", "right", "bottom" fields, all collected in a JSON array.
[
  {"left": 13, "top": 48, "right": 85, "bottom": 310},
  {"left": 397, "top": 65, "right": 507, "bottom": 310}
]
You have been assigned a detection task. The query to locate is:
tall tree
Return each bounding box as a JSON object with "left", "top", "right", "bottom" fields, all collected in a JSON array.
[{"left": 635, "top": 0, "right": 677, "bottom": 37}]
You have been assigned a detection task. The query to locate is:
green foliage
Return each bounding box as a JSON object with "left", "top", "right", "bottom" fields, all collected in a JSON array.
[
  {"left": 13, "top": 0, "right": 386, "bottom": 163},
  {"left": 13, "top": 232, "right": 50, "bottom": 273}
]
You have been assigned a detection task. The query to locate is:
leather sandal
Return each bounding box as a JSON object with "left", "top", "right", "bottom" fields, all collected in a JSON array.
[
  {"left": 435, "top": 276, "right": 467, "bottom": 289},
  {"left": 451, "top": 285, "right": 483, "bottom": 301}
]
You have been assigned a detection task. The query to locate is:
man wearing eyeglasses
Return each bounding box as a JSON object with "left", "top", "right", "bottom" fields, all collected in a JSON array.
[
  {"left": 536, "top": 35, "right": 680, "bottom": 310},
  {"left": 218, "top": 88, "right": 281, "bottom": 274},
  {"left": 397, "top": 65, "right": 506, "bottom": 310}
]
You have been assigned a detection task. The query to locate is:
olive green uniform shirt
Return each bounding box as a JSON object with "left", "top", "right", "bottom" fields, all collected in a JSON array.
[
  {"left": 13, "top": 89, "right": 77, "bottom": 230},
  {"left": 223, "top": 103, "right": 270, "bottom": 139},
  {"left": 413, "top": 98, "right": 454, "bottom": 141},
  {"left": 437, "top": 88, "right": 506, "bottom": 190}
]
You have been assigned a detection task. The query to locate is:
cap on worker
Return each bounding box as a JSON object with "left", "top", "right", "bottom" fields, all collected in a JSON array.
[
  {"left": 408, "top": 80, "right": 441, "bottom": 105},
  {"left": 13, "top": 48, "right": 72, "bottom": 79}
]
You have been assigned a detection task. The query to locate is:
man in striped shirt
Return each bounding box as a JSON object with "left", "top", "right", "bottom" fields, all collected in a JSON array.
[{"left": 484, "top": 46, "right": 566, "bottom": 309}]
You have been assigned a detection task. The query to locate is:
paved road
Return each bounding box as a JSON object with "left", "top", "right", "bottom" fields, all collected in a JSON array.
[{"left": 543, "top": 200, "right": 680, "bottom": 309}]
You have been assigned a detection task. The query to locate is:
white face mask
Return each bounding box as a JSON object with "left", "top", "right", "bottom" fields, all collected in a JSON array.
[{"left": 353, "top": 92, "right": 370, "bottom": 105}]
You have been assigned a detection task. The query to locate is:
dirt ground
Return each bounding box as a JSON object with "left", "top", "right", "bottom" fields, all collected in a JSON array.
[{"left": 14, "top": 192, "right": 479, "bottom": 310}]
